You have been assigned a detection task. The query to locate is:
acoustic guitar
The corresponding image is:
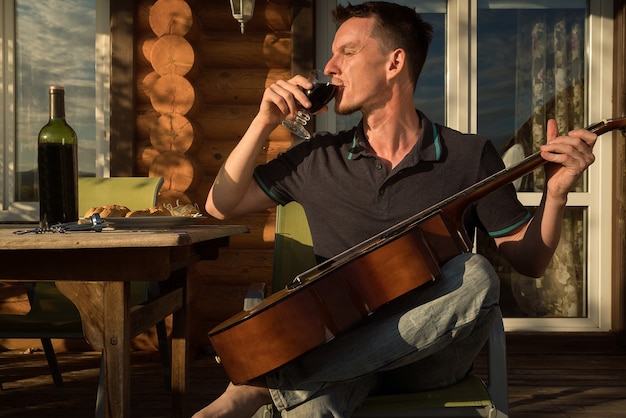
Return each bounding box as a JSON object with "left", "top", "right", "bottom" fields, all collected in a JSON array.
[{"left": 209, "top": 117, "right": 626, "bottom": 384}]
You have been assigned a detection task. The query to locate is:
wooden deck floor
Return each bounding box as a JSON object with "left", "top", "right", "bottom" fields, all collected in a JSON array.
[{"left": 0, "top": 333, "right": 624, "bottom": 417}]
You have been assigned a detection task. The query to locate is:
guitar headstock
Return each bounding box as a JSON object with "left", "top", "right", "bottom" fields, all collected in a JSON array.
[{"left": 587, "top": 116, "right": 626, "bottom": 136}]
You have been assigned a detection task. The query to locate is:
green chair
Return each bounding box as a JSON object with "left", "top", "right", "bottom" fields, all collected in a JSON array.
[
  {"left": 77, "top": 177, "right": 163, "bottom": 215},
  {"left": 0, "top": 177, "right": 169, "bottom": 391},
  {"left": 251, "top": 202, "right": 508, "bottom": 417}
]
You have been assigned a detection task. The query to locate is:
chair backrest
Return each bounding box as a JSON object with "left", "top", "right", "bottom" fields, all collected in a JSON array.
[
  {"left": 272, "top": 202, "right": 317, "bottom": 290},
  {"left": 78, "top": 177, "right": 164, "bottom": 217}
]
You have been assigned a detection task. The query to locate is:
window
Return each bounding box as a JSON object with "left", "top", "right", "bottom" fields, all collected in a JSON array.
[
  {"left": 317, "top": 0, "right": 614, "bottom": 331},
  {"left": 0, "top": 0, "right": 109, "bottom": 222}
]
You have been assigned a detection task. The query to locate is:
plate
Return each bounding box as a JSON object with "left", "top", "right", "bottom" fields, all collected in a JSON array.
[{"left": 100, "top": 216, "right": 206, "bottom": 230}]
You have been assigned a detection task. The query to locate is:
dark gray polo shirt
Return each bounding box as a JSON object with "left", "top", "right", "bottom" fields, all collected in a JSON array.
[{"left": 254, "top": 111, "right": 530, "bottom": 260}]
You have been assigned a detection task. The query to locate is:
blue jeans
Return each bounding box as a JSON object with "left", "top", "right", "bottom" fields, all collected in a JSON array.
[{"left": 266, "top": 252, "right": 501, "bottom": 417}]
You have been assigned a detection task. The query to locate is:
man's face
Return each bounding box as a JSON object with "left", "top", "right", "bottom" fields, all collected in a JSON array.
[{"left": 325, "top": 17, "right": 393, "bottom": 116}]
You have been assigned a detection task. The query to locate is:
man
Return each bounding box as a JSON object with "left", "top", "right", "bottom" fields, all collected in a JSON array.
[{"left": 195, "top": 2, "right": 597, "bottom": 417}]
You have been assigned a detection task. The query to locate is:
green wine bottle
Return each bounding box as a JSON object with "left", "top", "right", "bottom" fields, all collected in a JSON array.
[{"left": 37, "top": 86, "right": 78, "bottom": 227}]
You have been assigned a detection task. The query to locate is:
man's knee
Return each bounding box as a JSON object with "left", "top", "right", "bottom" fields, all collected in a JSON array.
[{"left": 458, "top": 253, "right": 501, "bottom": 305}]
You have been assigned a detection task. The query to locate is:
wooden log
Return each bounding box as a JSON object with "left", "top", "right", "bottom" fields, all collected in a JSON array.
[
  {"left": 195, "top": 137, "right": 290, "bottom": 175},
  {"left": 136, "top": 107, "right": 159, "bottom": 138},
  {"left": 149, "top": 0, "right": 194, "bottom": 37},
  {"left": 196, "top": 32, "right": 291, "bottom": 69},
  {"left": 189, "top": 283, "right": 253, "bottom": 325},
  {"left": 149, "top": 113, "right": 204, "bottom": 154},
  {"left": 182, "top": 177, "right": 213, "bottom": 212},
  {"left": 138, "top": 35, "right": 158, "bottom": 67},
  {"left": 135, "top": 112, "right": 157, "bottom": 174},
  {"left": 148, "top": 150, "right": 203, "bottom": 192},
  {"left": 192, "top": 249, "right": 274, "bottom": 285},
  {"left": 191, "top": 0, "right": 291, "bottom": 33},
  {"left": 138, "top": 102, "right": 290, "bottom": 144},
  {"left": 194, "top": 105, "right": 257, "bottom": 140},
  {"left": 149, "top": 73, "right": 203, "bottom": 116},
  {"left": 193, "top": 105, "right": 291, "bottom": 142},
  {"left": 138, "top": 70, "right": 160, "bottom": 105},
  {"left": 136, "top": 0, "right": 156, "bottom": 34},
  {"left": 198, "top": 210, "right": 277, "bottom": 250},
  {"left": 150, "top": 34, "right": 201, "bottom": 79},
  {"left": 136, "top": 143, "right": 160, "bottom": 176},
  {"left": 199, "top": 68, "right": 291, "bottom": 105}
]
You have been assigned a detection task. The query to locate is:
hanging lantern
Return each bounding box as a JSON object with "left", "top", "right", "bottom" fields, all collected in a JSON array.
[{"left": 229, "top": 0, "right": 255, "bottom": 34}]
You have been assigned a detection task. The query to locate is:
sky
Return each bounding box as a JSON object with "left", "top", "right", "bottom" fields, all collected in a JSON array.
[{"left": 15, "top": 0, "right": 97, "bottom": 175}]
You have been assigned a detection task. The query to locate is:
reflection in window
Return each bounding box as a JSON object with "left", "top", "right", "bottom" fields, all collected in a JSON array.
[
  {"left": 15, "top": 0, "right": 96, "bottom": 201},
  {"left": 478, "top": 207, "right": 587, "bottom": 318},
  {"left": 477, "top": 1, "right": 587, "bottom": 192}
]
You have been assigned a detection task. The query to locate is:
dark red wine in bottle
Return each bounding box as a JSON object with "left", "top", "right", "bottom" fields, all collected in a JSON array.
[{"left": 37, "top": 86, "right": 78, "bottom": 227}]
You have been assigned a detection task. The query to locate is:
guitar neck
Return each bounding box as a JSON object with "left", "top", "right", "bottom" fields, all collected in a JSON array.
[
  {"left": 435, "top": 117, "right": 626, "bottom": 223},
  {"left": 294, "top": 117, "right": 626, "bottom": 286}
]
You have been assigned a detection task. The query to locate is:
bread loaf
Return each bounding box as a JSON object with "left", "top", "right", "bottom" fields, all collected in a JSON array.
[
  {"left": 125, "top": 207, "right": 170, "bottom": 217},
  {"left": 85, "top": 205, "right": 172, "bottom": 218},
  {"left": 84, "top": 204, "right": 131, "bottom": 218}
]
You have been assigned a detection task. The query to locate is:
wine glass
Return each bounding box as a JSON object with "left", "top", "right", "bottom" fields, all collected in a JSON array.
[{"left": 281, "top": 70, "right": 337, "bottom": 140}]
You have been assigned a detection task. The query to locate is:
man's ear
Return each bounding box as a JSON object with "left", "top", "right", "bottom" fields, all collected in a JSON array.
[{"left": 388, "top": 48, "right": 406, "bottom": 78}]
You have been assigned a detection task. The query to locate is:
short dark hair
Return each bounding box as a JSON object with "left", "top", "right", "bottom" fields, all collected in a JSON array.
[{"left": 333, "top": 2, "right": 434, "bottom": 88}]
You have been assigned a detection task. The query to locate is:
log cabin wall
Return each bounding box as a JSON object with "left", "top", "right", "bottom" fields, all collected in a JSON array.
[{"left": 133, "top": 0, "right": 306, "bottom": 351}]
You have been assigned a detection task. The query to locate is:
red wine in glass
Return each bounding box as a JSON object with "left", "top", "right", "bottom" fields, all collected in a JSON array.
[
  {"left": 306, "top": 82, "right": 337, "bottom": 113},
  {"left": 282, "top": 70, "right": 337, "bottom": 139}
]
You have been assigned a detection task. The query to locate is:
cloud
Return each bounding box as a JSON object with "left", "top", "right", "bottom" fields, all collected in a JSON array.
[{"left": 16, "top": 0, "right": 97, "bottom": 173}]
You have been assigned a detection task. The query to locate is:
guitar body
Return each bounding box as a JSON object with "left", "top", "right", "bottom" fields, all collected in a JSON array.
[
  {"left": 209, "top": 117, "right": 626, "bottom": 385},
  {"left": 209, "top": 212, "right": 469, "bottom": 384}
]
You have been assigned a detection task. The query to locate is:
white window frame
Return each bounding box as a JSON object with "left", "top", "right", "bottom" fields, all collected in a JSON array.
[
  {"left": 0, "top": 0, "right": 110, "bottom": 222},
  {"left": 316, "top": 0, "right": 614, "bottom": 332}
]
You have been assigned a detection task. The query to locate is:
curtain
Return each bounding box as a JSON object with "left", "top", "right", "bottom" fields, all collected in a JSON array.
[{"left": 488, "top": 10, "right": 586, "bottom": 318}]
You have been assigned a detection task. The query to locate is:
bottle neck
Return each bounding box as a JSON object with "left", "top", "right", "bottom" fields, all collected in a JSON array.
[{"left": 49, "top": 89, "right": 66, "bottom": 120}]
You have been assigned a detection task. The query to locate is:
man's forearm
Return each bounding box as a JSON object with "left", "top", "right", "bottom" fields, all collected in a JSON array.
[{"left": 206, "top": 115, "right": 277, "bottom": 218}]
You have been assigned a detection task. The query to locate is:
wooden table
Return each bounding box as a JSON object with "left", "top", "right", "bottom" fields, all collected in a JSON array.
[{"left": 0, "top": 224, "right": 247, "bottom": 418}]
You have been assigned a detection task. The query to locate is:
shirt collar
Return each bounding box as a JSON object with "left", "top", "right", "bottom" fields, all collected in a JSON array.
[
  {"left": 346, "top": 120, "right": 368, "bottom": 160},
  {"left": 416, "top": 110, "right": 442, "bottom": 162},
  {"left": 346, "top": 110, "right": 442, "bottom": 164}
]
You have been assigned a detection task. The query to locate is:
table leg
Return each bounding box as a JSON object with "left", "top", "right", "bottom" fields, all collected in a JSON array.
[
  {"left": 103, "top": 281, "right": 131, "bottom": 418},
  {"left": 170, "top": 268, "right": 189, "bottom": 418},
  {"left": 56, "top": 281, "right": 106, "bottom": 349},
  {"left": 56, "top": 281, "right": 132, "bottom": 417}
]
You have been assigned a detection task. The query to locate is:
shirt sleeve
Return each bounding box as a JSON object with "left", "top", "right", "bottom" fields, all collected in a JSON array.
[
  {"left": 467, "top": 140, "right": 531, "bottom": 238},
  {"left": 253, "top": 139, "right": 313, "bottom": 206}
]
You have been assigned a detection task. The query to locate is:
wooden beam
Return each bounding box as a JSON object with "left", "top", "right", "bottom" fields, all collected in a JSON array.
[
  {"left": 291, "top": 0, "right": 314, "bottom": 76},
  {"left": 111, "top": 0, "right": 136, "bottom": 176},
  {"left": 290, "top": 0, "right": 315, "bottom": 136}
]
